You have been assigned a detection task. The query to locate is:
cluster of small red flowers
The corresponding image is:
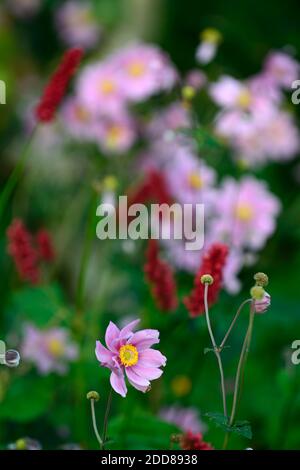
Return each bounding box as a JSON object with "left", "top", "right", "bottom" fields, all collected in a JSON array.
[
  {"left": 180, "top": 431, "right": 214, "bottom": 450},
  {"left": 7, "top": 219, "right": 55, "bottom": 284},
  {"left": 184, "top": 243, "right": 229, "bottom": 317},
  {"left": 35, "top": 47, "right": 83, "bottom": 123},
  {"left": 144, "top": 240, "right": 178, "bottom": 312},
  {"left": 127, "top": 169, "right": 173, "bottom": 207}
]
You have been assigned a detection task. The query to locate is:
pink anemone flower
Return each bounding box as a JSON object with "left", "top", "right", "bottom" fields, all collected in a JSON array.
[{"left": 95, "top": 319, "right": 166, "bottom": 397}]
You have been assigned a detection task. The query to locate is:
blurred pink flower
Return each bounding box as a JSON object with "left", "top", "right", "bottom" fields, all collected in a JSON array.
[
  {"left": 211, "top": 176, "right": 281, "bottom": 251},
  {"left": 264, "top": 51, "right": 299, "bottom": 89},
  {"left": 254, "top": 292, "right": 271, "bottom": 313},
  {"left": 115, "top": 44, "right": 177, "bottom": 102},
  {"left": 163, "top": 150, "right": 216, "bottom": 205},
  {"left": 159, "top": 406, "right": 206, "bottom": 434},
  {"left": 96, "top": 114, "right": 136, "bottom": 154},
  {"left": 95, "top": 319, "right": 166, "bottom": 397},
  {"left": 56, "top": 1, "right": 102, "bottom": 49},
  {"left": 21, "top": 325, "right": 78, "bottom": 375},
  {"left": 146, "top": 102, "right": 191, "bottom": 141},
  {"left": 61, "top": 96, "right": 98, "bottom": 140},
  {"left": 6, "top": 0, "right": 41, "bottom": 18},
  {"left": 77, "top": 62, "right": 126, "bottom": 116},
  {"left": 210, "top": 76, "right": 252, "bottom": 109},
  {"left": 185, "top": 69, "right": 207, "bottom": 90}
]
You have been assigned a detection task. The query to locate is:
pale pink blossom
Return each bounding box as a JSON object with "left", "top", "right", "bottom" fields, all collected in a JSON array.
[
  {"left": 264, "top": 51, "right": 299, "bottom": 89},
  {"left": 60, "top": 96, "right": 98, "bottom": 140},
  {"left": 159, "top": 406, "right": 206, "bottom": 434},
  {"left": 56, "top": 1, "right": 102, "bottom": 49},
  {"left": 254, "top": 292, "right": 271, "bottom": 313},
  {"left": 211, "top": 176, "right": 281, "bottom": 251},
  {"left": 21, "top": 324, "right": 78, "bottom": 375},
  {"left": 95, "top": 114, "right": 136, "bottom": 154},
  {"left": 95, "top": 319, "right": 166, "bottom": 397}
]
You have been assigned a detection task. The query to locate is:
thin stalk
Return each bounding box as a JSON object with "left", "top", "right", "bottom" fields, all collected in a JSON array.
[
  {"left": 75, "top": 189, "right": 98, "bottom": 312},
  {"left": 229, "top": 301, "right": 255, "bottom": 426},
  {"left": 0, "top": 127, "right": 37, "bottom": 221},
  {"left": 90, "top": 398, "right": 103, "bottom": 449},
  {"left": 219, "top": 299, "right": 252, "bottom": 351},
  {"left": 204, "top": 283, "right": 227, "bottom": 418},
  {"left": 102, "top": 388, "right": 113, "bottom": 448}
]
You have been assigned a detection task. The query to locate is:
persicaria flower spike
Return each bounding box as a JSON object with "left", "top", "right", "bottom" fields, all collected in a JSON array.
[
  {"left": 144, "top": 240, "right": 178, "bottom": 312},
  {"left": 95, "top": 319, "right": 167, "bottom": 397},
  {"left": 184, "top": 243, "right": 228, "bottom": 317},
  {"left": 179, "top": 431, "right": 214, "bottom": 450},
  {"left": 7, "top": 219, "right": 40, "bottom": 284},
  {"left": 36, "top": 229, "right": 55, "bottom": 262},
  {"left": 35, "top": 47, "right": 83, "bottom": 123}
]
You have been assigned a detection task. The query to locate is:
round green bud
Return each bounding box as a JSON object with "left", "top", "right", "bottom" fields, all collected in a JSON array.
[
  {"left": 254, "top": 272, "right": 269, "bottom": 287},
  {"left": 250, "top": 285, "right": 265, "bottom": 300},
  {"left": 200, "top": 274, "right": 214, "bottom": 285},
  {"left": 15, "top": 439, "right": 27, "bottom": 450},
  {"left": 86, "top": 391, "right": 100, "bottom": 401},
  {"left": 182, "top": 86, "right": 196, "bottom": 101}
]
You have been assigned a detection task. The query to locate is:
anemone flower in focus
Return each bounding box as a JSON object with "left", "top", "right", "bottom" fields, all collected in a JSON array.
[{"left": 95, "top": 319, "right": 166, "bottom": 397}]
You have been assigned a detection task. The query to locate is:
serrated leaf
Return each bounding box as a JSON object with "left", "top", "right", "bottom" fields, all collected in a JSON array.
[{"left": 205, "top": 412, "right": 252, "bottom": 439}]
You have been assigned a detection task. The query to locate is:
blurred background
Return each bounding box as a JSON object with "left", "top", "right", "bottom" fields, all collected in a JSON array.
[{"left": 0, "top": 0, "right": 300, "bottom": 450}]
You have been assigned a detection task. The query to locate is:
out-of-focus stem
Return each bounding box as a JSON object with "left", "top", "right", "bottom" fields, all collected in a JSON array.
[
  {"left": 204, "top": 283, "right": 228, "bottom": 418},
  {"left": 0, "top": 127, "right": 37, "bottom": 223}
]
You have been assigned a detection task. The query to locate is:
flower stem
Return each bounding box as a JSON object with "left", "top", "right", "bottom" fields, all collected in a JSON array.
[
  {"left": 229, "top": 301, "right": 255, "bottom": 427},
  {"left": 102, "top": 388, "right": 113, "bottom": 449},
  {"left": 204, "top": 283, "right": 227, "bottom": 418},
  {"left": 0, "top": 127, "right": 37, "bottom": 222},
  {"left": 90, "top": 398, "right": 103, "bottom": 449},
  {"left": 219, "top": 299, "right": 252, "bottom": 351}
]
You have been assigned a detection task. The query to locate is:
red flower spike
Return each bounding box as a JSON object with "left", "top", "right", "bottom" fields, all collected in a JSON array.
[
  {"left": 144, "top": 240, "right": 178, "bottom": 312},
  {"left": 184, "top": 243, "right": 229, "bottom": 317},
  {"left": 7, "top": 219, "right": 40, "bottom": 285},
  {"left": 35, "top": 47, "right": 83, "bottom": 123},
  {"left": 180, "top": 431, "right": 214, "bottom": 450}
]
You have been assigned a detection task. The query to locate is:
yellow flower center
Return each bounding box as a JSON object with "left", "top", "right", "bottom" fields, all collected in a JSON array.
[
  {"left": 188, "top": 172, "right": 203, "bottom": 190},
  {"left": 127, "top": 61, "right": 146, "bottom": 77},
  {"left": 237, "top": 89, "right": 251, "bottom": 108},
  {"left": 235, "top": 203, "right": 253, "bottom": 221},
  {"left": 48, "top": 339, "right": 64, "bottom": 357},
  {"left": 119, "top": 344, "right": 139, "bottom": 367},
  {"left": 106, "top": 125, "right": 123, "bottom": 147},
  {"left": 99, "top": 79, "right": 116, "bottom": 95}
]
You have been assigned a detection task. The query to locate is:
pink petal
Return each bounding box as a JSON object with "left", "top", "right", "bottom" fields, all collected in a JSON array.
[
  {"left": 131, "top": 365, "right": 163, "bottom": 380},
  {"left": 125, "top": 367, "right": 150, "bottom": 387},
  {"left": 127, "top": 378, "right": 149, "bottom": 393},
  {"left": 138, "top": 349, "right": 167, "bottom": 367},
  {"left": 105, "top": 321, "right": 120, "bottom": 352},
  {"left": 95, "top": 341, "right": 114, "bottom": 367},
  {"left": 110, "top": 370, "right": 127, "bottom": 397},
  {"left": 130, "top": 329, "right": 160, "bottom": 351},
  {"left": 119, "top": 319, "right": 140, "bottom": 339}
]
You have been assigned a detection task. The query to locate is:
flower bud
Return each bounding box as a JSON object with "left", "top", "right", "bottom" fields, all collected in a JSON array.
[
  {"left": 86, "top": 390, "right": 100, "bottom": 401},
  {"left": 200, "top": 274, "right": 214, "bottom": 285},
  {"left": 182, "top": 86, "right": 196, "bottom": 101},
  {"left": 15, "top": 439, "right": 27, "bottom": 450},
  {"left": 250, "top": 285, "right": 265, "bottom": 300},
  {"left": 254, "top": 292, "right": 271, "bottom": 314},
  {"left": 254, "top": 272, "right": 269, "bottom": 287}
]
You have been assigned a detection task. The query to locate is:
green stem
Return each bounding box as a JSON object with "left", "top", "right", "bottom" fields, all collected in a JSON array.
[
  {"left": 229, "top": 301, "right": 255, "bottom": 427},
  {"left": 0, "top": 127, "right": 37, "bottom": 222},
  {"left": 203, "top": 283, "right": 227, "bottom": 418},
  {"left": 102, "top": 388, "right": 113, "bottom": 449},
  {"left": 90, "top": 398, "right": 103, "bottom": 449},
  {"left": 75, "top": 189, "right": 98, "bottom": 313},
  {"left": 219, "top": 299, "right": 252, "bottom": 351}
]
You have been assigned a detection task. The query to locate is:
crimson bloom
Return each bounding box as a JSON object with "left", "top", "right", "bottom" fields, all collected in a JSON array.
[
  {"left": 144, "top": 240, "right": 178, "bottom": 312},
  {"left": 180, "top": 431, "right": 214, "bottom": 450},
  {"left": 184, "top": 243, "right": 228, "bottom": 317},
  {"left": 95, "top": 319, "right": 166, "bottom": 397},
  {"left": 35, "top": 47, "right": 83, "bottom": 123},
  {"left": 7, "top": 219, "right": 40, "bottom": 284}
]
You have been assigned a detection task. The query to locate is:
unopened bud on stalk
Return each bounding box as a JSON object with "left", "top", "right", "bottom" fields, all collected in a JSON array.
[
  {"left": 250, "top": 285, "right": 265, "bottom": 300},
  {"left": 200, "top": 274, "right": 214, "bottom": 285},
  {"left": 86, "top": 390, "right": 100, "bottom": 401},
  {"left": 253, "top": 272, "right": 268, "bottom": 287},
  {"left": 182, "top": 86, "right": 196, "bottom": 101}
]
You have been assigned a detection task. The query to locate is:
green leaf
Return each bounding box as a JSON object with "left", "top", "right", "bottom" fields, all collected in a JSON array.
[{"left": 205, "top": 412, "right": 252, "bottom": 439}]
